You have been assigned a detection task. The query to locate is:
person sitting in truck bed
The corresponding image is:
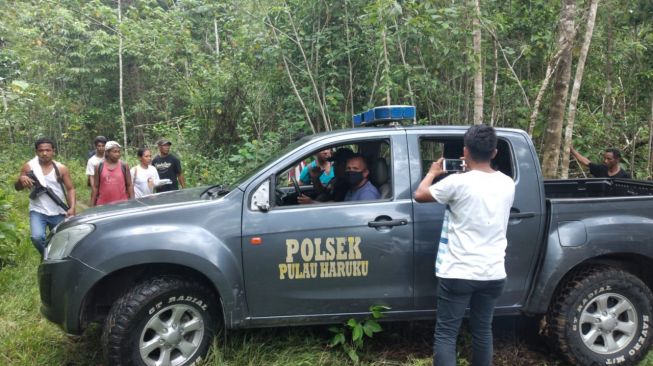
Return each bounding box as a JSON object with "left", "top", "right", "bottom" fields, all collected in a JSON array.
[
  {"left": 343, "top": 154, "right": 380, "bottom": 201},
  {"left": 570, "top": 145, "right": 631, "bottom": 178}
]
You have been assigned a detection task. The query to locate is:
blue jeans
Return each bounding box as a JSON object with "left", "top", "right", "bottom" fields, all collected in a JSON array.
[
  {"left": 433, "top": 278, "right": 506, "bottom": 366},
  {"left": 29, "top": 211, "right": 65, "bottom": 256}
]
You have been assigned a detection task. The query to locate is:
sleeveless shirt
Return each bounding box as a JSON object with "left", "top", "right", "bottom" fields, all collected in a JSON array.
[{"left": 29, "top": 167, "right": 66, "bottom": 216}]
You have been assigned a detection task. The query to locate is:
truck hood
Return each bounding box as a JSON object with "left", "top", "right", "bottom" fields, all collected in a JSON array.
[{"left": 59, "top": 187, "right": 215, "bottom": 229}]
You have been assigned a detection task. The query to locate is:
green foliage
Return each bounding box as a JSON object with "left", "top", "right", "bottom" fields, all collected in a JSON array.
[{"left": 328, "top": 304, "right": 389, "bottom": 364}]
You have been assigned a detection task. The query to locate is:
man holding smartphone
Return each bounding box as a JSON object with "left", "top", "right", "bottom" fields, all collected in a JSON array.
[{"left": 414, "top": 125, "right": 515, "bottom": 366}]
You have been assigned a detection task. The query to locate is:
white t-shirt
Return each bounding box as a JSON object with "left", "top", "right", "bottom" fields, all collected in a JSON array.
[
  {"left": 86, "top": 155, "right": 103, "bottom": 176},
  {"left": 429, "top": 170, "right": 515, "bottom": 281},
  {"left": 131, "top": 165, "right": 160, "bottom": 198}
]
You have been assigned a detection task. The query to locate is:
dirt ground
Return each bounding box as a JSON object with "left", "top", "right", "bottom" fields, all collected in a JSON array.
[{"left": 368, "top": 316, "right": 569, "bottom": 366}]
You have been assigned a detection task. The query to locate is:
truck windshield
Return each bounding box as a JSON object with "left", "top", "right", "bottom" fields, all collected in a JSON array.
[{"left": 229, "top": 136, "right": 312, "bottom": 189}]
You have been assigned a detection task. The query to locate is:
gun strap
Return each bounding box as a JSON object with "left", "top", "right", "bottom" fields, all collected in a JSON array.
[{"left": 51, "top": 162, "right": 70, "bottom": 209}]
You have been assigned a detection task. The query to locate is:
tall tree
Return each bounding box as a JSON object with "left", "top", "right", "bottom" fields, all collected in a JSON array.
[
  {"left": 117, "top": 0, "right": 127, "bottom": 151},
  {"left": 561, "top": 0, "right": 600, "bottom": 179},
  {"left": 541, "top": 0, "right": 576, "bottom": 179},
  {"left": 471, "top": 0, "right": 483, "bottom": 124}
]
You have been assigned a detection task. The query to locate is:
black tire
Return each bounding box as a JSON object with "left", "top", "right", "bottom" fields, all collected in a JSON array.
[
  {"left": 546, "top": 267, "right": 653, "bottom": 366},
  {"left": 102, "top": 276, "right": 221, "bottom": 366}
]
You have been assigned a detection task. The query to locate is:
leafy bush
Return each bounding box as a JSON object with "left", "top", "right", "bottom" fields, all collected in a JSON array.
[{"left": 328, "top": 305, "right": 390, "bottom": 364}]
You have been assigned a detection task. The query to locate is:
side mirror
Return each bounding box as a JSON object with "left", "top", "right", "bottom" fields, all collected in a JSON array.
[{"left": 250, "top": 179, "right": 270, "bottom": 212}]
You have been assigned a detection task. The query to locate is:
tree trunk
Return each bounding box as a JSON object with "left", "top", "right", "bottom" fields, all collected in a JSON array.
[
  {"left": 490, "top": 40, "right": 498, "bottom": 126},
  {"left": 382, "top": 26, "right": 391, "bottom": 105},
  {"left": 472, "top": 0, "right": 483, "bottom": 124},
  {"left": 541, "top": 0, "right": 576, "bottom": 179},
  {"left": 344, "top": 0, "right": 354, "bottom": 125},
  {"left": 1, "top": 87, "right": 13, "bottom": 144},
  {"left": 269, "top": 24, "right": 316, "bottom": 134},
  {"left": 603, "top": 11, "right": 614, "bottom": 121},
  {"left": 561, "top": 0, "right": 600, "bottom": 179},
  {"left": 394, "top": 19, "right": 415, "bottom": 107},
  {"left": 118, "top": 0, "right": 128, "bottom": 152},
  {"left": 284, "top": 1, "right": 330, "bottom": 131},
  {"left": 214, "top": 18, "right": 220, "bottom": 62}
]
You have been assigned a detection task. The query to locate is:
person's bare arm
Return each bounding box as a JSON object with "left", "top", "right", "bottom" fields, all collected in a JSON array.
[
  {"left": 15, "top": 163, "right": 33, "bottom": 191},
  {"left": 414, "top": 159, "right": 445, "bottom": 203},
  {"left": 124, "top": 163, "right": 135, "bottom": 199},
  {"left": 177, "top": 173, "right": 186, "bottom": 189},
  {"left": 60, "top": 164, "right": 76, "bottom": 217},
  {"left": 90, "top": 167, "right": 99, "bottom": 206},
  {"left": 570, "top": 146, "right": 591, "bottom": 167}
]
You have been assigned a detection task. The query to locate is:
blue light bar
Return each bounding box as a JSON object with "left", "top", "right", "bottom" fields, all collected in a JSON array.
[
  {"left": 353, "top": 105, "right": 416, "bottom": 127},
  {"left": 352, "top": 113, "right": 363, "bottom": 126}
]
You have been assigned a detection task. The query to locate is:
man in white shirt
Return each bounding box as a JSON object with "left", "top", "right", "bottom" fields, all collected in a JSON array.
[
  {"left": 85, "top": 136, "right": 107, "bottom": 190},
  {"left": 414, "top": 124, "right": 515, "bottom": 366}
]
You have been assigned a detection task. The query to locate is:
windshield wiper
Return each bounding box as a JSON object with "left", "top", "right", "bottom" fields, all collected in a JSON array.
[{"left": 201, "top": 184, "right": 230, "bottom": 199}]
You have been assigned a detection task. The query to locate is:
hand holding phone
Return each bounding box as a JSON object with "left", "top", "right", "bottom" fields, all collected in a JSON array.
[{"left": 443, "top": 159, "right": 466, "bottom": 173}]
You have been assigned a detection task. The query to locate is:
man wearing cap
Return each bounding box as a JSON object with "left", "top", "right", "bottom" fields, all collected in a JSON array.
[
  {"left": 85, "top": 136, "right": 107, "bottom": 192},
  {"left": 152, "top": 139, "right": 185, "bottom": 193},
  {"left": 91, "top": 141, "right": 134, "bottom": 206}
]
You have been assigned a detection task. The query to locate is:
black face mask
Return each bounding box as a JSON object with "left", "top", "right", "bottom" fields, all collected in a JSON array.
[{"left": 344, "top": 171, "right": 364, "bottom": 187}]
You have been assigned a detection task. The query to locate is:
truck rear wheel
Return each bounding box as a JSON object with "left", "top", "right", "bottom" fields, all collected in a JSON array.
[
  {"left": 102, "top": 276, "right": 220, "bottom": 366},
  {"left": 547, "top": 267, "right": 653, "bottom": 366}
]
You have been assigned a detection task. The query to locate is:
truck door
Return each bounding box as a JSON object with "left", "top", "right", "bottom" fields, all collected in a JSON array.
[
  {"left": 241, "top": 133, "right": 414, "bottom": 319},
  {"left": 408, "top": 130, "right": 545, "bottom": 312}
]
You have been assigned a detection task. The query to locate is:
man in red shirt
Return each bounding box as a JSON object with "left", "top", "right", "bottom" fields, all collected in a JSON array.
[{"left": 91, "top": 141, "right": 134, "bottom": 206}]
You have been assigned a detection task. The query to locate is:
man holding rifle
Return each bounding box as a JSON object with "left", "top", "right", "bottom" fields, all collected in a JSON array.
[{"left": 15, "top": 137, "right": 76, "bottom": 256}]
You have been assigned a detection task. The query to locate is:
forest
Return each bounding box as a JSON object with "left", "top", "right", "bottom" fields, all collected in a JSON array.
[
  {"left": 1, "top": 0, "right": 653, "bottom": 365},
  {"left": 1, "top": 0, "right": 652, "bottom": 181}
]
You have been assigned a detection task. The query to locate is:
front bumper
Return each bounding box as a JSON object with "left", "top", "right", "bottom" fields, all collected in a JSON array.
[{"left": 38, "top": 257, "right": 104, "bottom": 334}]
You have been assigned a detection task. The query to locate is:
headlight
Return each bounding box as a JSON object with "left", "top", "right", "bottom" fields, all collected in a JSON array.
[{"left": 44, "top": 224, "right": 95, "bottom": 260}]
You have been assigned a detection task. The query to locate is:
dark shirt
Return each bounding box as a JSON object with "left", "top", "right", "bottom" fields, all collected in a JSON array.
[
  {"left": 152, "top": 154, "right": 182, "bottom": 192},
  {"left": 589, "top": 163, "right": 631, "bottom": 179}
]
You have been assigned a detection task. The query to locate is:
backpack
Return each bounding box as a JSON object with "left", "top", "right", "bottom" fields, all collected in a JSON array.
[{"left": 95, "top": 161, "right": 129, "bottom": 202}]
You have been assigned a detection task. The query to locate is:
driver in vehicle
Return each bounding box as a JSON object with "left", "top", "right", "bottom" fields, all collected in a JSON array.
[{"left": 344, "top": 154, "right": 380, "bottom": 201}]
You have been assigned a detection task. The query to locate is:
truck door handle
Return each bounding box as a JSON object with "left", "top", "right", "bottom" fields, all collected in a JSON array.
[
  {"left": 509, "top": 212, "right": 535, "bottom": 219},
  {"left": 368, "top": 218, "right": 408, "bottom": 228}
]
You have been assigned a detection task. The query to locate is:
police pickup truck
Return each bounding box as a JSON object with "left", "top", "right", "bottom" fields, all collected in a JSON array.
[{"left": 39, "top": 106, "right": 653, "bottom": 366}]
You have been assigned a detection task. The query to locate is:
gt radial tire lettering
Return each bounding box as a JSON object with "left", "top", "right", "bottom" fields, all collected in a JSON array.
[
  {"left": 167, "top": 295, "right": 208, "bottom": 311},
  {"left": 628, "top": 316, "right": 649, "bottom": 356},
  {"left": 546, "top": 267, "right": 653, "bottom": 366}
]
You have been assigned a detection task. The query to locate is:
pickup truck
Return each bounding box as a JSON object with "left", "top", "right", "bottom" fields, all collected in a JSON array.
[{"left": 38, "top": 121, "right": 653, "bottom": 366}]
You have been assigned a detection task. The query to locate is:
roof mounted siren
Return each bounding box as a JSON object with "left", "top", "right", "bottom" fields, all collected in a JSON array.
[{"left": 352, "top": 105, "right": 416, "bottom": 127}]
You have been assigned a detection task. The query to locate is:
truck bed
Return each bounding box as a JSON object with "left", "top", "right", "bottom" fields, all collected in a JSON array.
[{"left": 544, "top": 178, "right": 653, "bottom": 199}]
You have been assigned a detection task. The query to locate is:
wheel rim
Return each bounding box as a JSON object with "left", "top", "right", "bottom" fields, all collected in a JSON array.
[
  {"left": 139, "top": 304, "right": 205, "bottom": 366},
  {"left": 578, "top": 292, "right": 638, "bottom": 355}
]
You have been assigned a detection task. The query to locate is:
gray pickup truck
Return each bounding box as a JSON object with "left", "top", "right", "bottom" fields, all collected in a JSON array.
[{"left": 39, "top": 124, "right": 653, "bottom": 366}]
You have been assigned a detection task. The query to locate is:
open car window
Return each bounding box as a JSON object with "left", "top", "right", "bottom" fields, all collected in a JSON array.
[
  {"left": 419, "top": 137, "right": 515, "bottom": 179},
  {"left": 272, "top": 139, "right": 393, "bottom": 208}
]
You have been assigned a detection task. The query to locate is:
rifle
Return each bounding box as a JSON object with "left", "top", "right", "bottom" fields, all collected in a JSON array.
[{"left": 26, "top": 170, "right": 70, "bottom": 212}]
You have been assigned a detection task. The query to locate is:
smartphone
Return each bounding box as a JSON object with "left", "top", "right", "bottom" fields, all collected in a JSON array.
[{"left": 443, "top": 159, "right": 466, "bottom": 172}]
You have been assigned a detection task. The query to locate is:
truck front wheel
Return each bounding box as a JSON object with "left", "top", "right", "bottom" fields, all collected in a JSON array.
[
  {"left": 547, "top": 267, "right": 653, "bottom": 366},
  {"left": 102, "top": 276, "right": 220, "bottom": 366}
]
